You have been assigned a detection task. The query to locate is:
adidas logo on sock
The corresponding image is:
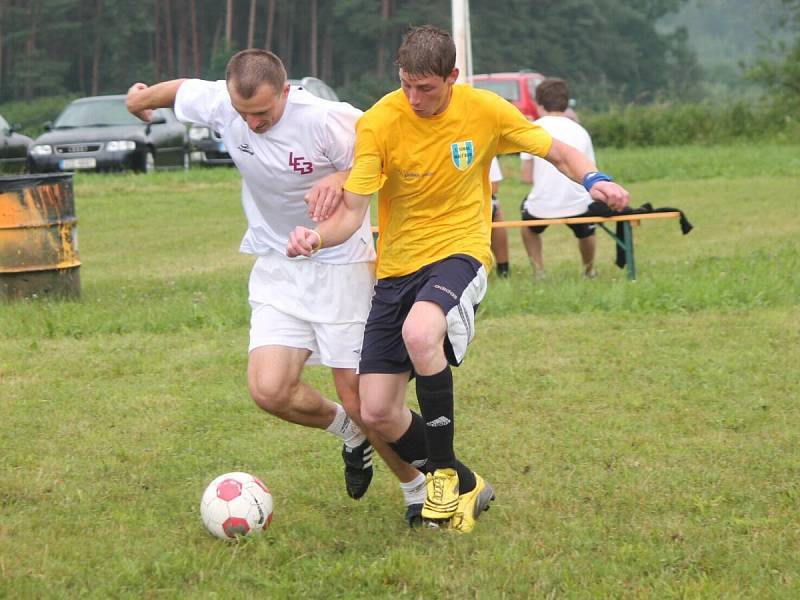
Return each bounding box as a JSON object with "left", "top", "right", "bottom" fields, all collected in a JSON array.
[{"left": 426, "top": 416, "right": 451, "bottom": 427}]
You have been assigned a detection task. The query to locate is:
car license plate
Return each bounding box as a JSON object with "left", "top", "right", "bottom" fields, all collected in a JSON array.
[
  {"left": 218, "top": 142, "right": 226, "bottom": 152},
  {"left": 60, "top": 157, "right": 97, "bottom": 170}
]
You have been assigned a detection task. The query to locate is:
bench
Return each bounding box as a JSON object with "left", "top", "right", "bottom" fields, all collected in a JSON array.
[
  {"left": 491, "top": 212, "right": 683, "bottom": 281},
  {"left": 370, "top": 211, "right": 684, "bottom": 281}
]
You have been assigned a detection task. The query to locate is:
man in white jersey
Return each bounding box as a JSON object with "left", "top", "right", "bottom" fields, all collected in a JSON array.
[
  {"left": 125, "top": 49, "right": 426, "bottom": 524},
  {"left": 520, "top": 78, "right": 599, "bottom": 279}
]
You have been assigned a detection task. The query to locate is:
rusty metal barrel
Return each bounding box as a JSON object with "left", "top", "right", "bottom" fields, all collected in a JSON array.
[{"left": 0, "top": 173, "right": 81, "bottom": 299}]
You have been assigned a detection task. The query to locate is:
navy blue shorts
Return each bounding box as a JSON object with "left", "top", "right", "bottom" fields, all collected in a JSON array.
[{"left": 358, "top": 254, "right": 488, "bottom": 375}]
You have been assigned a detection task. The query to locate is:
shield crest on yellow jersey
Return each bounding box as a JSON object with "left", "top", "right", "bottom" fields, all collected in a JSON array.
[{"left": 450, "top": 140, "right": 474, "bottom": 171}]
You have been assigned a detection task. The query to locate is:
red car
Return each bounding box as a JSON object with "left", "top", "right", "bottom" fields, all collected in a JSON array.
[
  {"left": 471, "top": 71, "right": 578, "bottom": 122},
  {"left": 471, "top": 71, "right": 544, "bottom": 120}
]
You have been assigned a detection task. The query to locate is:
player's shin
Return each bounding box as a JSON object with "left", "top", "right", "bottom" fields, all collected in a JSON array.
[{"left": 416, "top": 366, "right": 476, "bottom": 494}]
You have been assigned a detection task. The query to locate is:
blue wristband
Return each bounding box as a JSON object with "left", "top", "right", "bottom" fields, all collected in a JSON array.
[{"left": 582, "top": 171, "right": 613, "bottom": 192}]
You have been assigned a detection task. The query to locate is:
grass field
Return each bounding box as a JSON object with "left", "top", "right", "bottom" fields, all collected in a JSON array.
[{"left": 1, "top": 143, "right": 799, "bottom": 598}]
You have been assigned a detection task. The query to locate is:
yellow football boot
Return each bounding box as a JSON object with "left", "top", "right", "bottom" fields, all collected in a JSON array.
[
  {"left": 450, "top": 472, "right": 495, "bottom": 533},
  {"left": 421, "top": 468, "right": 460, "bottom": 526}
]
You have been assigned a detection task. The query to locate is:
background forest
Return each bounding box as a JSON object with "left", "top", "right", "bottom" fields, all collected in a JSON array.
[
  {"left": 0, "top": 0, "right": 796, "bottom": 105},
  {"left": 0, "top": 0, "right": 798, "bottom": 144}
]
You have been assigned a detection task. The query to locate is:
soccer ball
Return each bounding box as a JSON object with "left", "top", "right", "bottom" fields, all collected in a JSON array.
[{"left": 200, "top": 472, "right": 273, "bottom": 540}]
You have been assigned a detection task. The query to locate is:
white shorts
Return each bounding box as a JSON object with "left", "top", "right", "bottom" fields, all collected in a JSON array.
[{"left": 248, "top": 251, "right": 375, "bottom": 368}]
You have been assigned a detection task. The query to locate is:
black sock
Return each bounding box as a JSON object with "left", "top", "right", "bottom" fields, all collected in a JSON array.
[
  {"left": 416, "top": 367, "right": 477, "bottom": 494},
  {"left": 496, "top": 262, "right": 509, "bottom": 277},
  {"left": 453, "top": 460, "right": 476, "bottom": 494},
  {"left": 389, "top": 411, "right": 430, "bottom": 473},
  {"left": 389, "top": 411, "right": 475, "bottom": 491},
  {"left": 416, "top": 366, "right": 455, "bottom": 471}
]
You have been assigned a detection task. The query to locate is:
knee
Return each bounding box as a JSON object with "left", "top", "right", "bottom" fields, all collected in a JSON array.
[
  {"left": 402, "top": 319, "right": 440, "bottom": 361},
  {"left": 248, "top": 373, "right": 296, "bottom": 416},
  {"left": 359, "top": 401, "right": 395, "bottom": 437}
]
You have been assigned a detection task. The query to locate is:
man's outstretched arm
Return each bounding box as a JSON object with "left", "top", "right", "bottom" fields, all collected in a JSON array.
[
  {"left": 125, "top": 79, "right": 187, "bottom": 122},
  {"left": 545, "top": 138, "right": 630, "bottom": 211},
  {"left": 287, "top": 190, "right": 371, "bottom": 257}
]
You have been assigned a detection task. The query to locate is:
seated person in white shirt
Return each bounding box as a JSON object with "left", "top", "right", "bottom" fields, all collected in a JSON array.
[{"left": 520, "top": 78, "right": 598, "bottom": 279}]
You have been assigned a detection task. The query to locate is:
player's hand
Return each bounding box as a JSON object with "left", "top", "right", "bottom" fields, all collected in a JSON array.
[
  {"left": 126, "top": 82, "right": 154, "bottom": 122},
  {"left": 590, "top": 180, "right": 630, "bottom": 212},
  {"left": 287, "top": 226, "right": 321, "bottom": 258},
  {"left": 305, "top": 171, "right": 347, "bottom": 222}
]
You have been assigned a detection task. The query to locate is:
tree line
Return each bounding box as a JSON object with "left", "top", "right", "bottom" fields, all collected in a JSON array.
[{"left": 0, "top": 0, "right": 765, "bottom": 110}]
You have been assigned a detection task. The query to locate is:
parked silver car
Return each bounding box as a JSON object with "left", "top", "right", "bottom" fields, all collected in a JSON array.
[{"left": 0, "top": 114, "right": 32, "bottom": 174}]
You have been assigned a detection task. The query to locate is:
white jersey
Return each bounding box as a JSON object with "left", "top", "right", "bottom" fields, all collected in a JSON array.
[
  {"left": 175, "top": 79, "right": 375, "bottom": 264},
  {"left": 489, "top": 156, "right": 503, "bottom": 183},
  {"left": 520, "top": 115, "right": 595, "bottom": 218}
]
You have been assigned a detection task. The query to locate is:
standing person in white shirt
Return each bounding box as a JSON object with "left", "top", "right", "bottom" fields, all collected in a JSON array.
[
  {"left": 125, "top": 49, "right": 426, "bottom": 525},
  {"left": 520, "top": 78, "right": 599, "bottom": 279},
  {"left": 488, "top": 157, "right": 510, "bottom": 278}
]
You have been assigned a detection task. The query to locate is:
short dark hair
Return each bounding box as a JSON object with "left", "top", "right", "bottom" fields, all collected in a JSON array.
[
  {"left": 225, "top": 49, "right": 287, "bottom": 98},
  {"left": 535, "top": 78, "right": 570, "bottom": 113},
  {"left": 395, "top": 25, "right": 456, "bottom": 78}
]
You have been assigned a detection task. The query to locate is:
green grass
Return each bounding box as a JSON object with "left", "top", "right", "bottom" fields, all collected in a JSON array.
[{"left": 2, "top": 145, "right": 799, "bottom": 598}]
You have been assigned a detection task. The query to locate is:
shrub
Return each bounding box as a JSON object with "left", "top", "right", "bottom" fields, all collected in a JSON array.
[{"left": 582, "top": 99, "right": 798, "bottom": 148}]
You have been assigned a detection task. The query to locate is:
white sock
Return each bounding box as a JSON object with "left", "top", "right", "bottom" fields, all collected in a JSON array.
[
  {"left": 400, "top": 472, "right": 427, "bottom": 506},
  {"left": 325, "top": 403, "right": 366, "bottom": 448}
]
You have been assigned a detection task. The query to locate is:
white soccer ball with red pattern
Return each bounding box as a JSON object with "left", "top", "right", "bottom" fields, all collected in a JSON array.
[{"left": 200, "top": 472, "right": 273, "bottom": 540}]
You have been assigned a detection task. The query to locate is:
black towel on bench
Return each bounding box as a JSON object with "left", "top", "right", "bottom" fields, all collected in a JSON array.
[{"left": 580, "top": 202, "right": 694, "bottom": 268}]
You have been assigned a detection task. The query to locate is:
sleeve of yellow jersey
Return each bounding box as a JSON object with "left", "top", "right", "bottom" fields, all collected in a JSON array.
[
  {"left": 344, "top": 115, "right": 387, "bottom": 196},
  {"left": 494, "top": 95, "right": 553, "bottom": 158}
]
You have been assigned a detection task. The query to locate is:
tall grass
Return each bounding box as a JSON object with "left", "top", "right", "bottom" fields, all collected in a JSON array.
[{"left": 1, "top": 145, "right": 799, "bottom": 598}]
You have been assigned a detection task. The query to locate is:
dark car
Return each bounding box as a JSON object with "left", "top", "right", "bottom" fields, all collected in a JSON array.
[
  {"left": 0, "top": 113, "right": 33, "bottom": 174},
  {"left": 28, "top": 95, "right": 189, "bottom": 174},
  {"left": 189, "top": 77, "right": 339, "bottom": 166}
]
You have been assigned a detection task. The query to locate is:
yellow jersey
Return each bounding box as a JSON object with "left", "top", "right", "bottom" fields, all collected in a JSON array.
[{"left": 345, "top": 84, "right": 553, "bottom": 279}]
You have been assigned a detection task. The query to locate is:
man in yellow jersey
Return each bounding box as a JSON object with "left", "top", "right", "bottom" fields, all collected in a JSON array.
[{"left": 287, "top": 25, "right": 630, "bottom": 533}]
